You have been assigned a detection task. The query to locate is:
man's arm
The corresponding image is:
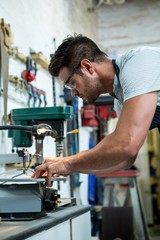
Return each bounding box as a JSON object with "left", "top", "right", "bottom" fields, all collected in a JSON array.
[
  {"left": 33, "top": 92, "right": 157, "bottom": 182},
  {"left": 66, "top": 92, "right": 157, "bottom": 171}
]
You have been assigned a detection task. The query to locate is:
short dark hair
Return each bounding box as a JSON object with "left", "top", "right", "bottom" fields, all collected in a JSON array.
[{"left": 48, "top": 33, "right": 107, "bottom": 77}]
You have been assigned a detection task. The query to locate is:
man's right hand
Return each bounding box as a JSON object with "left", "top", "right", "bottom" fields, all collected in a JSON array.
[{"left": 32, "top": 157, "right": 72, "bottom": 186}]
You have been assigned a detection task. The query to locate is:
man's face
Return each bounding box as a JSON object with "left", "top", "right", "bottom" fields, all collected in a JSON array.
[{"left": 59, "top": 65, "right": 101, "bottom": 104}]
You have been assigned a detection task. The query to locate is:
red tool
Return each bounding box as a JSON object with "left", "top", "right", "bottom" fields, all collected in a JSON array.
[{"left": 22, "top": 57, "right": 37, "bottom": 82}]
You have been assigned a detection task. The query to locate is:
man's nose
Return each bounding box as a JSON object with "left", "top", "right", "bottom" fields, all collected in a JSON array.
[{"left": 71, "top": 88, "right": 78, "bottom": 97}]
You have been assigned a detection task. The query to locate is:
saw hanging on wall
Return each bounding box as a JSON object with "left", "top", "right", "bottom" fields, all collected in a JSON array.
[{"left": 0, "top": 26, "right": 9, "bottom": 125}]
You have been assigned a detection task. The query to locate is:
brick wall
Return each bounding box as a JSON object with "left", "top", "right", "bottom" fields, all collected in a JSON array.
[{"left": 96, "top": 0, "right": 160, "bottom": 54}]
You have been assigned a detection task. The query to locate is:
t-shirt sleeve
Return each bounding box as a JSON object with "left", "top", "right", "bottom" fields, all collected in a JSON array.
[
  {"left": 120, "top": 50, "right": 160, "bottom": 101},
  {"left": 114, "top": 98, "right": 123, "bottom": 117}
]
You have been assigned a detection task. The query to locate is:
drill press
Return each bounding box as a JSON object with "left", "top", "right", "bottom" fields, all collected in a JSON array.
[
  {"left": 0, "top": 106, "right": 74, "bottom": 220},
  {"left": 10, "top": 106, "right": 73, "bottom": 159}
]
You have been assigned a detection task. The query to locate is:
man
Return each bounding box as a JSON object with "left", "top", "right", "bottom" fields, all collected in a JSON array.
[{"left": 33, "top": 34, "right": 160, "bottom": 186}]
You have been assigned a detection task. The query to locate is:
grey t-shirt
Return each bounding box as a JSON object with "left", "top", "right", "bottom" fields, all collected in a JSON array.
[{"left": 113, "top": 46, "right": 160, "bottom": 117}]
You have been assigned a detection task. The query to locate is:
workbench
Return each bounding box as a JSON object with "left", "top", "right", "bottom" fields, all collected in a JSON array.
[
  {"left": 0, "top": 205, "right": 91, "bottom": 240},
  {"left": 97, "top": 170, "right": 150, "bottom": 240}
]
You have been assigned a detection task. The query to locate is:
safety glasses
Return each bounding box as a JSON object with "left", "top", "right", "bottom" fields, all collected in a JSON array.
[{"left": 64, "top": 59, "right": 94, "bottom": 89}]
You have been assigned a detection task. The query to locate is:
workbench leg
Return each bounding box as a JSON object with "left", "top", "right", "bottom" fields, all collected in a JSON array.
[{"left": 130, "top": 177, "right": 150, "bottom": 240}]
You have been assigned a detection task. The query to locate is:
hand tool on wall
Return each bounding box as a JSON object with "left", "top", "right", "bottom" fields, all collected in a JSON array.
[
  {"left": 41, "top": 90, "right": 47, "bottom": 107},
  {"left": 24, "top": 82, "right": 33, "bottom": 107},
  {"left": 0, "top": 28, "right": 9, "bottom": 125},
  {"left": 50, "top": 38, "right": 56, "bottom": 106},
  {"left": 37, "top": 89, "right": 42, "bottom": 107},
  {"left": 22, "top": 56, "right": 37, "bottom": 82},
  {"left": 31, "top": 85, "right": 38, "bottom": 107}
]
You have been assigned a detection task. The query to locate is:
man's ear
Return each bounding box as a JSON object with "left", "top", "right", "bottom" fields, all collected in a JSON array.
[{"left": 80, "top": 59, "right": 94, "bottom": 74}]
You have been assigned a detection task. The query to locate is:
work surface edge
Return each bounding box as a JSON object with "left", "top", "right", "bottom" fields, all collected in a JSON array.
[{"left": 0, "top": 205, "right": 91, "bottom": 240}]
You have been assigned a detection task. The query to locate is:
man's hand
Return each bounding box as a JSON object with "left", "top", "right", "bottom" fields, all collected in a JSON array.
[{"left": 32, "top": 157, "right": 71, "bottom": 186}]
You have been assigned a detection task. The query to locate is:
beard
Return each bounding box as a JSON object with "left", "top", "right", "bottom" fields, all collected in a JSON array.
[
  {"left": 83, "top": 88, "right": 100, "bottom": 104},
  {"left": 85, "top": 96, "right": 98, "bottom": 104},
  {"left": 80, "top": 75, "right": 101, "bottom": 104}
]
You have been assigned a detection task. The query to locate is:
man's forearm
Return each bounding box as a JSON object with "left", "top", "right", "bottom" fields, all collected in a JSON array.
[{"left": 67, "top": 131, "right": 138, "bottom": 174}]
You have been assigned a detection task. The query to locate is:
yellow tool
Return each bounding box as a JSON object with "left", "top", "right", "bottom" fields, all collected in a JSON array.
[{"left": 67, "top": 129, "right": 79, "bottom": 134}]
